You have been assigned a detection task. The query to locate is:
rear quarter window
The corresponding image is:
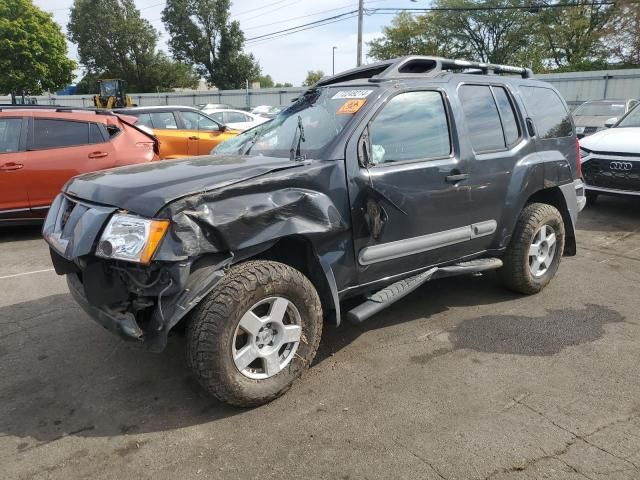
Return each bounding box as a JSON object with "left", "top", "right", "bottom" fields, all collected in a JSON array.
[{"left": 520, "top": 86, "right": 572, "bottom": 139}]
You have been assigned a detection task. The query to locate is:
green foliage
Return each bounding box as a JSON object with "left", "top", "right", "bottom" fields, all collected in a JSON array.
[
  {"left": 600, "top": 0, "right": 640, "bottom": 67},
  {"left": 0, "top": 0, "right": 76, "bottom": 95},
  {"left": 275, "top": 82, "right": 293, "bottom": 88},
  {"left": 369, "top": 1, "right": 543, "bottom": 69},
  {"left": 302, "top": 70, "right": 325, "bottom": 87},
  {"left": 68, "top": 0, "right": 198, "bottom": 92},
  {"left": 367, "top": 0, "right": 619, "bottom": 72},
  {"left": 162, "top": 0, "right": 261, "bottom": 89},
  {"left": 258, "top": 74, "right": 274, "bottom": 88}
]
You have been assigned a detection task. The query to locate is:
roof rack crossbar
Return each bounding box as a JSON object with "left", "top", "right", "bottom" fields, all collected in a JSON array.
[{"left": 314, "top": 56, "right": 533, "bottom": 87}]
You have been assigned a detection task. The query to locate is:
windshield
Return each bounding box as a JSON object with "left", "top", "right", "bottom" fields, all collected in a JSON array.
[
  {"left": 214, "top": 87, "right": 374, "bottom": 159},
  {"left": 616, "top": 104, "right": 640, "bottom": 128},
  {"left": 574, "top": 101, "right": 626, "bottom": 117}
]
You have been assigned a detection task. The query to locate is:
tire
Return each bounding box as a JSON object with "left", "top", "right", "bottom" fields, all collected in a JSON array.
[
  {"left": 586, "top": 191, "right": 598, "bottom": 207},
  {"left": 499, "top": 203, "right": 565, "bottom": 295},
  {"left": 186, "top": 260, "right": 323, "bottom": 407}
]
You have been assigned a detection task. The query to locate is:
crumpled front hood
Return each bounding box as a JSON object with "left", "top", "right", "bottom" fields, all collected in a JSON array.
[
  {"left": 64, "top": 155, "right": 303, "bottom": 217},
  {"left": 580, "top": 127, "right": 640, "bottom": 154}
]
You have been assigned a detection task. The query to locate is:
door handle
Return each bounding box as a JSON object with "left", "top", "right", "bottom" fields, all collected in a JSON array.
[
  {"left": 445, "top": 173, "right": 470, "bottom": 183},
  {"left": 0, "top": 162, "right": 23, "bottom": 171},
  {"left": 88, "top": 151, "right": 108, "bottom": 158},
  {"left": 188, "top": 136, "right": 198, "bottom": 140}
]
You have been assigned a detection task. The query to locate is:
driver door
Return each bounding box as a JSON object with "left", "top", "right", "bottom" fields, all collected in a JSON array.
[{"left": 348, "top": 89, "right": 478, "bottom": 285}]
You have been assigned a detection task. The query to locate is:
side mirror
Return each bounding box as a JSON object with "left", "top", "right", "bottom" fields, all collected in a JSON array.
[{"left": 604, "top": 117, "right": 618, "bottom": 128}]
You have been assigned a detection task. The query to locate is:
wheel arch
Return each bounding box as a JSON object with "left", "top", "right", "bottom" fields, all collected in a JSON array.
[
  {"left": 243, "top": 235, "right": 342, "bottom": 326},
  {"left": 525, "top": 186, "right": 576, "bottom": 256}
]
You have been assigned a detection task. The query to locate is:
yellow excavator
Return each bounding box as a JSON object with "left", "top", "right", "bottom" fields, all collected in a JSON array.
[{"left": 93, "top": 79, "right": 134, "bottom": 109}]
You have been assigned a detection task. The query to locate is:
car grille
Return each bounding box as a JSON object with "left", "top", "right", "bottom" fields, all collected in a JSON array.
[{"left": 583, "top": 158, "right": 640, "bottom": 192}]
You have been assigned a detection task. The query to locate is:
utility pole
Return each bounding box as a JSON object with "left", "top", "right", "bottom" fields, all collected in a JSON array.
[
  {"left": 332, "top": 46, "right": 337, "bottom": 75},
  {"left": 357, "top": 0, "right": 364, "bottom": 66}
]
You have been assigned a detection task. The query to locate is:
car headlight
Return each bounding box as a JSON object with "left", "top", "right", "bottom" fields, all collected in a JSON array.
[
  {"left": 579, "top": 147, "right": 591, "bottom": 159},
  {"left": 96, "top": 214, "right": 169, "bottom": 264}
]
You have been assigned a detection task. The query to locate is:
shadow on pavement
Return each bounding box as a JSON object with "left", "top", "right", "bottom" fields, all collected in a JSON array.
[{"left": 0, "top": 225, "right": 43, "bottom": 244}]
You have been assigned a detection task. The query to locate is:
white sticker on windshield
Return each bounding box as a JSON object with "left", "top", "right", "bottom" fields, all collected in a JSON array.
[{"left": 332, "top": 89, "right": 373, "bottom": 99}]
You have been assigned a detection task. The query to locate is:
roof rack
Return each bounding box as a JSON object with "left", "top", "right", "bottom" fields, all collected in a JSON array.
[
  {"left": 0, "top": 105, "right": 117, "bottom": 116},
  {"left": 315, "top": 56, "right": 533, "bottom": 87}
]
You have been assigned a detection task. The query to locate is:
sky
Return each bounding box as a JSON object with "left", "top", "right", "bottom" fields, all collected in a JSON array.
[{"left": 33, "top": 0, "right": 422, "bottom": 86}]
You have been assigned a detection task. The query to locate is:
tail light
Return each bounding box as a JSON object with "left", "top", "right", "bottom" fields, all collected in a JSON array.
[{"left": 576, "top": 137, "right": 582, "bottom": 178}]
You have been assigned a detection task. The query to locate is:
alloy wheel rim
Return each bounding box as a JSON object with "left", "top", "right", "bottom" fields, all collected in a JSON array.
[
  {"left": 232, "top": 297, "right": 302, "bottom": 380},
  {"left": 528, "top": 224, "right": 557, "bottom": 278}
]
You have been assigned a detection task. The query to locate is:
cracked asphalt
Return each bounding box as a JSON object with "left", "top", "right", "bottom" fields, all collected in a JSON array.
[{"left": 1, "top": 195, "right": 640, "bottom": 480}]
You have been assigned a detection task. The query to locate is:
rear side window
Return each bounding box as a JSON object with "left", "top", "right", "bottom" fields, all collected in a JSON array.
[
  {"left": 135, "top": 113, "right": 153, "bottom": 128},
  {"left": 459, "top": 85, "right": 505, "bottom": 152},
  {"left": 227, "top": 112, "right": 250, "bottom": 123},
  {"left": 520, "top": 86, "right": 572, "bottom": 138},
  {"left": 150, "top": 112, "right": 178, "bottom": 129},
  {"left": 210, "top": 112, "right": 224, "bottom": 123},
  {"left": 33, "top": 119, "right": 89, "bottom": 149},
  {"left": 493, "top": 87, "right": 520, "bottom": 145},
  {"left": 0, "top": 118, "right": 22, "bottom": 153},
  {"left": 89, "top": 123, "right": 105, "bottom": 143},
  {"left": 369, "top": 90, "right": 450, "bottom": 165}
]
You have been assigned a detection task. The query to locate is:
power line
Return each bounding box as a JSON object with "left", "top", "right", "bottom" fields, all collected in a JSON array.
[
  {"left": 245, "top": 10, "right": 358, "bottom": 43},
  {"left": 246, "top": 14, "right": 359, "bottom": 46}
]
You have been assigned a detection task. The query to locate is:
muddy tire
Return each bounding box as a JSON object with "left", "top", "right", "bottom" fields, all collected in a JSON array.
[
  {"left": 498, "top": 203, "right": 565, "bottom": 295},
  {"left": 186, "top": 260, "right": 323, "bottom": 407}
]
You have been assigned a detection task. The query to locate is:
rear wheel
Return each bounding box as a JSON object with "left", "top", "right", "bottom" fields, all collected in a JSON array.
[
  {"left": 187, "top": 260, "right": 323, "bottom": 407},
  {"left": 499, "top": 203, "right": 565, "bottom": 295}
]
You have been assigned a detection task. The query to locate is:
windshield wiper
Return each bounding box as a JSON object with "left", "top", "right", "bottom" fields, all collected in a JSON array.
[
  {"left": 241, "top": 129, "right": 261, "bottom": 155},
  {"left": 289, "top": 115, "right": 306, "bottom": 161}
]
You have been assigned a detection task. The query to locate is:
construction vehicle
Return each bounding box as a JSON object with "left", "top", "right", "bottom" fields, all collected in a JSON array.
[{"left": 93, "top": 79, "right": 134, "bottom": 109}]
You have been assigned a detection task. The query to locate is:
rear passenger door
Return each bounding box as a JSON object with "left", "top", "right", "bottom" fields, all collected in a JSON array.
[
  {"left": 456, "top": 83, "right": 531, "bottom": 251},
  {"left": 138, "top": 112, "right": 186, "bottom": 158},
  {"left": 26, "top": 118, "right": 116, "bottom": 211},
  {"left": 0, "top": 117, "right": 30, "bottom": 219}
]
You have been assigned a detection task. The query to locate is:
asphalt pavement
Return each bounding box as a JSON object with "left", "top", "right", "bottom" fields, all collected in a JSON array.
[{"left": 1, "top": 195, "right": 639, "bottom": 480}]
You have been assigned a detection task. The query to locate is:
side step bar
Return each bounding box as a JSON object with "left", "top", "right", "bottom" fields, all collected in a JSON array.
[{"left": 347, "top": 258, "right": 503, "bottom": 324}]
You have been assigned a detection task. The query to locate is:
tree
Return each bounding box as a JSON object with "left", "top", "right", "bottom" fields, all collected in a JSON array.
[
  {"left": 601, "top": 0, "right": 640, "bottom": 66},
  {"left": 258, "top": 74, "right": 274, "bottom": 88},
  {"left": 536, "top": 0, "right": 614, "bottom": 70},
  {"left": 369, "top": 1, "right": 543, "bottom": 69},
  {"left": 275, "top": 82, "right": 293, "bottom": 88},
  {"left": 302, "top": 70, "right": 324, "bottom": 87},
  {"left": 68, "top": 0, "right": 198, "bottom": 92},
  {"left": 162, "top": 0, "right": 261, "bottom": 89},
  {"left": 0, "top": 0, "right": 75, "bottom": 95}
]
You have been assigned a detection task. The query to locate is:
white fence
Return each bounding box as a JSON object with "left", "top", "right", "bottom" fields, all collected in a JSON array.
[{"left": 2, "top": 68, "right": 640, "bottom": 110}]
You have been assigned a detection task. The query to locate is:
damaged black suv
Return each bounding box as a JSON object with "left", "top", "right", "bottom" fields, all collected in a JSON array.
[{"left": 44, "top": 57, "right": 586, "bottom": 407}]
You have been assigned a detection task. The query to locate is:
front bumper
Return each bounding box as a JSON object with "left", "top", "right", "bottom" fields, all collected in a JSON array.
[{"left": 585, "top": 184, "right": 640, "bottom": 197}]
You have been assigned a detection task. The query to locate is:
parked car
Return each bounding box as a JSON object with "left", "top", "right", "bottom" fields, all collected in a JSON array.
[
  {"left": 0, "top": 107, "right": 158, "bottom": 225},
  {"left": 43, "top": 56, "right": 585, "bottom": 407},
  {"left": 580, "top": 103, "right": 640, "bottom": 204},
  {"left": 196, "top": 103, "right": 232, "bottom": 111},
  {"left": 114, "top": 106, "right": 239, "bottom": 159},
  {"left": 573, "top": 99, "right": 638, "bottom": 138},
  {"left": 251, "top": 105, "right": 282, "bottom": 119},
  {"left": 203, "top": 108, "right": 270, "bottom": 131}
]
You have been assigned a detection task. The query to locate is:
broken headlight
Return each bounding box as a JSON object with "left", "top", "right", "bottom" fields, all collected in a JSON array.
[{"left": 96, "top": 214, "right": 169, "bottom": 265}]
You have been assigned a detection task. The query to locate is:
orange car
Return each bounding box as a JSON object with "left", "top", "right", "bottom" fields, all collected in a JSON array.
[
  {"left": 0, "top": 107, "right": 158, "bottom": 225},
  {"left": 114, "top": 106, "right": 239, "bottom": 159}
]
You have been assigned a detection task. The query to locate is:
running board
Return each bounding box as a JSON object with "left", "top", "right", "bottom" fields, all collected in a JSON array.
[{"left": 347, "top": 258, "right": 503, "bottom": 324}]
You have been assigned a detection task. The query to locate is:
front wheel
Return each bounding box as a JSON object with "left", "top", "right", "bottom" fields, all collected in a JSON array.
[
  {"left": 187, "top": 260, "right": 323, "bottom": 407},
  {"left": 499, "top": 203, "right": 565, "bottom": 295}
]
